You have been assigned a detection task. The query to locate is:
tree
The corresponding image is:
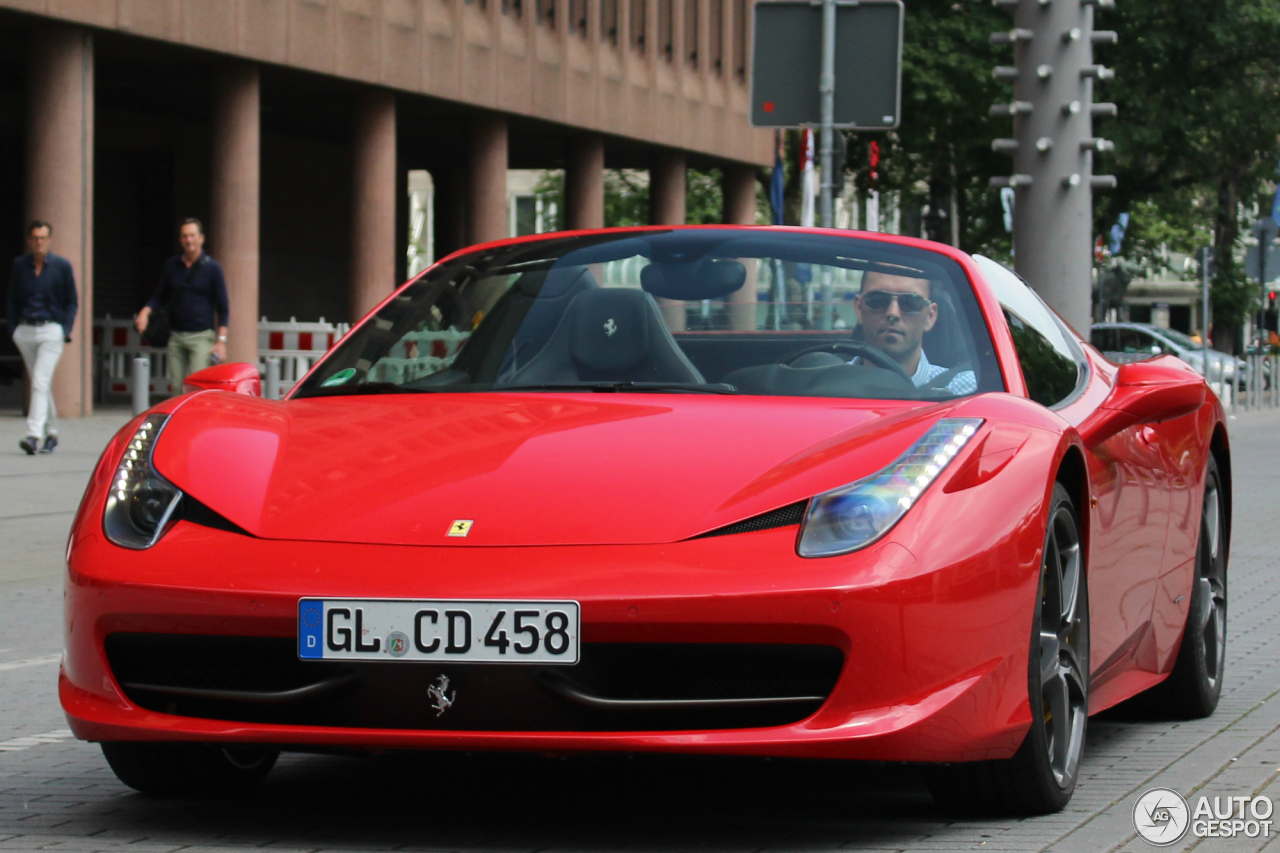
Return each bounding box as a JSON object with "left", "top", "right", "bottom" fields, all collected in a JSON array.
[
  {"left": 1101, "top": 0, "right": 1280, "bottom": 350},
  {"left": 844, "top": 0, "right": 1012, "bottom": 258}
]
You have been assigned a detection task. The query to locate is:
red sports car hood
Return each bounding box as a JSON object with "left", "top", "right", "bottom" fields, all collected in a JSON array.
[{"left": 153, "top": 391, "right": 958, "bottom": 546}]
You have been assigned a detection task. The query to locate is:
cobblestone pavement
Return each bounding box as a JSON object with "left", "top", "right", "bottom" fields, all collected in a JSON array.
[{"left": 1, "top": 407, "right": 1278, "bottom": 853}]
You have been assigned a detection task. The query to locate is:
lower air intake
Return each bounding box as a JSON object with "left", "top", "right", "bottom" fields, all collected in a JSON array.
[{"left": 105, "top": 633, "right": 843, "bottom": 732}]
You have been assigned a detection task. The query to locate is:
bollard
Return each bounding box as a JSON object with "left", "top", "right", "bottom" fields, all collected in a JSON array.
[
  {"left": 1217, "top": 360, "right": 1229, "bottom": 411},
  {"left": 1264, "top": 350, "right": 1274, "bottom": 404},
  {"left": 265, "top": 357, "right": 281, "bottom": 400},
  {"left": 132, "top": 357, "right": 150, "bottom": 416},
  {"left": 1256, "top": 355, "right": 1263, "bottom": 408}
]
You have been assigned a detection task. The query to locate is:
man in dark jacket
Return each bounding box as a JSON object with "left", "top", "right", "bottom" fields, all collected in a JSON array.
[
  {"left": 7, "top": 220, "right": 78, "bottom": 455},
  {"left": 135, "top": 219, "right": 230, "bottom": 390}
]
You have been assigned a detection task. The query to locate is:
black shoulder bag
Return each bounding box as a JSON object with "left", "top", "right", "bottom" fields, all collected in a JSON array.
[{"left": 141, "top": 256, "right": 207, "bottom": 348}]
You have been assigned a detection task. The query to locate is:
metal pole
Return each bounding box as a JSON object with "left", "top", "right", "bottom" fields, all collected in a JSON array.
[
  {"left": 1260, "top": 242, "right": 1268, "bottom": 352},
  {"left": 1264, "top": 350, "right": 1274, "bottom": 404},
  {"left": 1253, "top": 355, "right": 1261, "bottom": 408},
  {"left": 773, "top": 259, "right": 785, "bottom": 330},
  {"left": 265, "top": 357, "right": 282, "bottom": 401},
  {"left": 818, "top": 0, "right": 836, "bottom": 229},
  {"left": 1201, "top": 246, "right": 1210, "bottom": 377},
  {"left": 817, "top": 0, "right": 837, "bottom": 330},
  {"left": 131, "top": 356, "right": 150, "bottom": 416}
]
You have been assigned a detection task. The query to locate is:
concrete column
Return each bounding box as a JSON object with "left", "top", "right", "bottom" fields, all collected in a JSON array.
[
  {"left": 210, "top": 62, "right": 260, "bottom": 365},
  {"left": 650, "top": 150, "right": 687, "bottom": 330},
  {"left": 468, "top": 114, "right": 508, "bottom": 246},
  {"left": 564, "top": 134, "right": 605, "bottom": 231},
  {"left": 26, "top": 27, "right": 93, "bottom": 418},
  {"left": 721, "top": 164, "right": 758, "bottom": 329},
  {"left": 350, "top": 90, "right": 398, "bottom": 320},
  {"left": 649, "top": 149, "right": 687, "bottom": 225},
  {"left": 722, "top": 164, "right": 757, "bottom": 224}
]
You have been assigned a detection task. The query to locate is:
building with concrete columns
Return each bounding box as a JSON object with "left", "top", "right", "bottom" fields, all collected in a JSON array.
[{"left": 0, "top": 0, "right": 771, "bottom": 418}]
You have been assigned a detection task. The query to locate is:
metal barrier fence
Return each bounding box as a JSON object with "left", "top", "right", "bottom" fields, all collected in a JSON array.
[
  {"left": 94, "top": 315, "right": 352, "bottom": 402},
  {"left": 1236, "top": 353, "right": 1279, "bottom": 411}
]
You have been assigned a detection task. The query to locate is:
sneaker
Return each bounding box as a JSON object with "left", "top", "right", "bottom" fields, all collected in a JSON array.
[
  {"left": 40, "top": 435, "right": 58, "bottom": 454},
  {"left": 19, "top": 436, "right": 38, "bottom": 456}
]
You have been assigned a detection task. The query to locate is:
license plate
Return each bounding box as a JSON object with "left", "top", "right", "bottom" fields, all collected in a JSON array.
[{"left": 298, "top": 598, "right": 580, "bottom": 664}]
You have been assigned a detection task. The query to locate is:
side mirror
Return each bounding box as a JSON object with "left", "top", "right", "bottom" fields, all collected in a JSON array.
[
  {"left": 183, "top": 362, "right": 262, "bottom": 397},
  {"left": 1078, "top": 356, "right": 1206, "bottom": 448}
]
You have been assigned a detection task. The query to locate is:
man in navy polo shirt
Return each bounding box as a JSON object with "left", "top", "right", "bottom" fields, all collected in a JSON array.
[
  {"left": 135, "top": 218, "right": 230, "bottom": 390},
  {"left": 7, "top": 220, "right": 78, "bottom": 455}
]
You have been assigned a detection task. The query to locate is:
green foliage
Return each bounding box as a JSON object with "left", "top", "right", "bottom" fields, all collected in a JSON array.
[
  {"left": 603, "top": 170, "right": 648, "bottom": 226},
  {"left": 1103, "top": 0, "right": 1280, "bottom": 326},
  {"left": 843, "top": 0, "right": 1011, "bottom": 256}
]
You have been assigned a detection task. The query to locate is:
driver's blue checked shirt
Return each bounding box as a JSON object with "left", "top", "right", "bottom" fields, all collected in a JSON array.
[{"left": 853, "top": 351, "right": 978, "bottom": 395}]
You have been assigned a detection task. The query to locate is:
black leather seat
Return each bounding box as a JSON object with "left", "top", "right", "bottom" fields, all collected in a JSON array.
[{"left": 505, "top": 288, "right": 706, "bottom": 385}]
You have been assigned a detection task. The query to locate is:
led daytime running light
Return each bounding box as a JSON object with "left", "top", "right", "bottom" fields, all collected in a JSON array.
[
  {"left": 798, "top": 418, "right": 984, "bottom": 558},
  {"left": 103, "top": 415, "right": 184, "bottom": 549}
]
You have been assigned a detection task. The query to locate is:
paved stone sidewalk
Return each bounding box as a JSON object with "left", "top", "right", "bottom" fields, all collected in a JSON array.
[{"left": 0, "top": 408, "right": 1277, "bottom": 852}]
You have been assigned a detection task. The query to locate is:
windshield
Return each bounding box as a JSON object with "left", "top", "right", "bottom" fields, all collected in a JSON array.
[{"left": 294, "top": 229, "right": 1003, "bottom": 401}]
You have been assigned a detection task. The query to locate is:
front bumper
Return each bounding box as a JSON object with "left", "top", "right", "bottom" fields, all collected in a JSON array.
[{"left": 63, "top": 497, "right": 1041, "bottom": 763}]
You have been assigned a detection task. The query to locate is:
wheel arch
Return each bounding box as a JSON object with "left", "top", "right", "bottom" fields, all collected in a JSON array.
[
  {"left": 1210, "top": 422, "right": 1232, "bottom": 564},
  {"left": 1054, "top": 444, "right": 1090, "bottom": 570}
]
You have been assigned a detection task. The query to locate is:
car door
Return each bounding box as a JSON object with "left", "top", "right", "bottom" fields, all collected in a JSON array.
[{"left": 973, "top": 258, "right": 1170, "bottom": 680}]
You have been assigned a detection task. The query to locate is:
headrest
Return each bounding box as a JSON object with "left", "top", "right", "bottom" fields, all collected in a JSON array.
[
  {"left": 517, "top": 265, "right": 595, "bottom": 298},
  {"left": 568, "top": 289, "right": 656, "bottom": 371}
]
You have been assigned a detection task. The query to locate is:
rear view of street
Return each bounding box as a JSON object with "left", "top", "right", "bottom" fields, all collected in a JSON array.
[{"left": 1, "top": 407, "right": 1278, "bottom": 853}]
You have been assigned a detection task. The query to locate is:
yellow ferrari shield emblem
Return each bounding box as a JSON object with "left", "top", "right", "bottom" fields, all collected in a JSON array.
[{"left": 447, "top": 519, "right": 474, "bottom": 537}]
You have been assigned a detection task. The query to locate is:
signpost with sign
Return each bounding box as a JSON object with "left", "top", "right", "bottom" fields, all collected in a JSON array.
[{"left": 750, "top": 0, "right": 903, "bottom": 330}]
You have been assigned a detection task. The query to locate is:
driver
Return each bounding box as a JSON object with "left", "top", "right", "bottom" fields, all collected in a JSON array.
[{"left": 852, "top": 271, "right": 977, "bottom": 394}]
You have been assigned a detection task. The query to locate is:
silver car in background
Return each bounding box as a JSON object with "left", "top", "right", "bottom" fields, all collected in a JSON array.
[{"left": 1090, "top": 322, "right": 1248, "bottom": 388}]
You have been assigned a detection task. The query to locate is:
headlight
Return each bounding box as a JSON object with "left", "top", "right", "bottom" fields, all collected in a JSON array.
[
  {"left": 797, "top": 418, "right": 983, "bottom": 558},
  {"left": 103, "top": 415, "right": 183, "bottom": 549}
]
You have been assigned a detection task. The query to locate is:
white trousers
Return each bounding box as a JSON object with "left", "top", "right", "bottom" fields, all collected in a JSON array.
[{"left": 13, "top": 323, "right": 63, "bottom": 439}]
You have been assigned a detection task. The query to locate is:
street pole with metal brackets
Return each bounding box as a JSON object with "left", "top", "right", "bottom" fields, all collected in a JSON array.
[{"left": 988, "top": 0, "right": 1117, "bottom": 333}]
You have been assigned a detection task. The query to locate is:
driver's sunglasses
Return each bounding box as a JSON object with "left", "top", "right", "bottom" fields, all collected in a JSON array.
[{"left": 860, "top": 290, "right": 931, "bottom": 314}]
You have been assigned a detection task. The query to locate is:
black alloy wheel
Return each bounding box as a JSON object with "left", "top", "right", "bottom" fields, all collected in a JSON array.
[
  {"left": 1149, "top": 455, "right": 1228, "bottom": 718},
  {"left": 101, "top": 741, "right": 278, "bottom": 797},
  {"left": 927, "top": 482, "right": 1089, "bottom": 814}
]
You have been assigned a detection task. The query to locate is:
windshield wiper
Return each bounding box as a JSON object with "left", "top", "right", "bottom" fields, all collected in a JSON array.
[{"left": 498, "top": 381, "right": 738, "bottom": 395}]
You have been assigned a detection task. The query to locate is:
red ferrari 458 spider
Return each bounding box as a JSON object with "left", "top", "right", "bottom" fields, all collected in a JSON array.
[{"left": 62, "top": 227, "right": 1229, "bottom": 814}]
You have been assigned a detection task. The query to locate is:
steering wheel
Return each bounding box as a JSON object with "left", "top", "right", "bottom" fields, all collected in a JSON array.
[{"left": 782, "top": 341, "right": 913, "bottom": 384}]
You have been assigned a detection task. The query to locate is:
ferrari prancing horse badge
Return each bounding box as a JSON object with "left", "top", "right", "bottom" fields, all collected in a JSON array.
[{"left": 447, "top": 519, "right": 473, "bottom": 537}]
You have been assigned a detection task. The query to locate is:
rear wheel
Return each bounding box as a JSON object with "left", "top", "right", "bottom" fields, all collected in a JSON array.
[
  {"left": 1147, "top": 456, "right": 1227, "bottom": 718},
  {"left": 101, "top": 742, "right": 278, "bottom": 797},
  {"left": 928, "top": 482, "right": 1089, "bottom": 815}
]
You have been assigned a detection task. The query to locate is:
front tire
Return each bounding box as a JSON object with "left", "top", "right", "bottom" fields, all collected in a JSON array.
[
  {"left": 101, "top": 742, "right": 278, "bottom": 797},
  {"left": 928, "top": 482, "right": 1089, "bottom": 815}
]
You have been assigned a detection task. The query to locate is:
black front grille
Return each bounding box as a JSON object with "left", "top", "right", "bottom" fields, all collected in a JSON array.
[{"left": 105, "top": 633, "right": 843, "bottom": 732}]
